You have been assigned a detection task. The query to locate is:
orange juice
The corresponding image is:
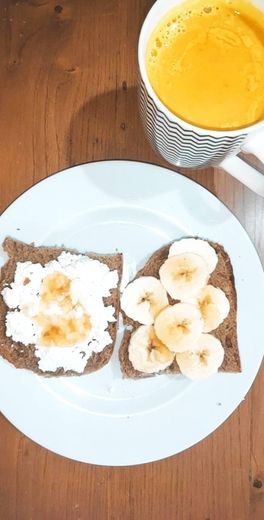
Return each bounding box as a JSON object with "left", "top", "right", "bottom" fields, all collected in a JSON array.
[{"left": 146, "top": 0, "right": 264, "bottom": 130}]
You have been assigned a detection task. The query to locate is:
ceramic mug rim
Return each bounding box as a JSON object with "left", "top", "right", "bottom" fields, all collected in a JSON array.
[{"left": 138, "top": 0, "right": 264, "bottom": 138}]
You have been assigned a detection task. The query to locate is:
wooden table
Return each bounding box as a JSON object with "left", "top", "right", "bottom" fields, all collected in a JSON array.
[{"left": 0, "top": 1, "right": 263, "bottom": 518}]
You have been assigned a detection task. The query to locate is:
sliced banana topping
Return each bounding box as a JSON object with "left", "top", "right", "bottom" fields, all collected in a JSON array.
[
  {"left": 169, "top": 238, "right": 218, "bottom": 274},
  {"left": 159, "top": 252, "right": 209, "bottom": 300},
  {"left": 121, "top": 276, "right": 169, "bottom": 325},
  {"left": 128, "top": 325, "right": 175, "bottom": 373},
  {"left": 176, "top": 333, "right": 224, "bottom": 380},
  {"left": 122, "top": 238, "right": 229, "bottom": 380},
  {"left": 154, "top": 302, "right": 204, "bottom": 353},
  {"left": 191, "top": 284, "right": 230, "bottom": 333}
]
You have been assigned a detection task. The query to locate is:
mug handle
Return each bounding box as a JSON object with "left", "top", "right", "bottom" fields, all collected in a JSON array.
[{"left": 220, "top": 130, "right": 264, "bottom": 197}]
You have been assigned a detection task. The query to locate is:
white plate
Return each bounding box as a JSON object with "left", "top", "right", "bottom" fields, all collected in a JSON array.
[{"left": 0, "top": 161, "right": 263, "bottom": 466}]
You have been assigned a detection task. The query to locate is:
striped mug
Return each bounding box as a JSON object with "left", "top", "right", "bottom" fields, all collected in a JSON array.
[{"left": 138, "top": 0, "right": 264, "bottom": 197}]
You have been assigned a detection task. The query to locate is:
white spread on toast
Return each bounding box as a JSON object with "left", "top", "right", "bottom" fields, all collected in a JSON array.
[
  {"left": 122, "top": 238, "right": 229, "bottom": 379},
  {"left": 2, "top": 252, "right": 118, "bottom": 373}
]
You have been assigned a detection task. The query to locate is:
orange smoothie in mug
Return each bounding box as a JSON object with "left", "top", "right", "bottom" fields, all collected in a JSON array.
[{"left": 146, "top": 0, "right": 264, "bottom": 130}]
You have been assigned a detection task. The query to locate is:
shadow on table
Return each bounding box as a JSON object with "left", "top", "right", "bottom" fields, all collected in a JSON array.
[{"left": 68, "top": 85, "right": 156, "bottom": 163}]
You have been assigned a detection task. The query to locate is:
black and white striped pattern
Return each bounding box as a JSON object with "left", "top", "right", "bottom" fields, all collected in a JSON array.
[{"left": 140, "top": 80, "right": 247, "bottom": 168}]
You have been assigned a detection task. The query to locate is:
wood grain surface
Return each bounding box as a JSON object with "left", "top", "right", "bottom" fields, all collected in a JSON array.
[{"left": 0, "top": 1, "right": 263, "bottom": 519}]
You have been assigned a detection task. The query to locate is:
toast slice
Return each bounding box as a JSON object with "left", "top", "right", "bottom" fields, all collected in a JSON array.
[
  {"left": 0, "top": 238, "right": 123, "bottom": 377},
  {"left": 119, "top": 240, "right": 240, "bottom": 378}
]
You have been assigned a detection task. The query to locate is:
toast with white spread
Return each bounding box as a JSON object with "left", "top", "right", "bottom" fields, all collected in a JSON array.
[{"left": 0, "top": 238, "right": 122, "bottom": 376}]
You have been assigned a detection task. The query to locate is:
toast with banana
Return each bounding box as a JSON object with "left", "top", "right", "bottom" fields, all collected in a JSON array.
[{"left": 119, "top": 238, "right": 240, "bottom": 380}]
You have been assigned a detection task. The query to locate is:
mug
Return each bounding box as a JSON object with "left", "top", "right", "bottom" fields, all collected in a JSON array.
[{"left": 138, "top": 0, "right": 264, "bottom": 197}]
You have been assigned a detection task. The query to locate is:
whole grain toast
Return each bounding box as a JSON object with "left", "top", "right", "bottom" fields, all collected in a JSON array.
[
  {"left": 119, "top": 240, "right": 240, "bottom": 378},
  {"left": 0, "top": 237, "right": 123, "bottom": 377}
]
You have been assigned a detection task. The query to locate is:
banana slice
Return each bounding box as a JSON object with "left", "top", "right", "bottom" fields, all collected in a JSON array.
[
  {"left": 154, "top": 302, "right": 204, "bottom": 352},
  {"left": 128, "top": 325, "right": 175, "bottom": 373},
  {"left": 192, "top": 285, "right": 230, "bottom": 333},
  {"left": 169, "top": 238, "right": 218, "bottom": 273},
  {"left": 121, "top": 276, "right": 169, "bottom": 325},
  {"left": 159, "top": 253, "right": 209, "bottom": 300},
  {"left": 176, "top": 333, "right": 224, "bottom": 380}
]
